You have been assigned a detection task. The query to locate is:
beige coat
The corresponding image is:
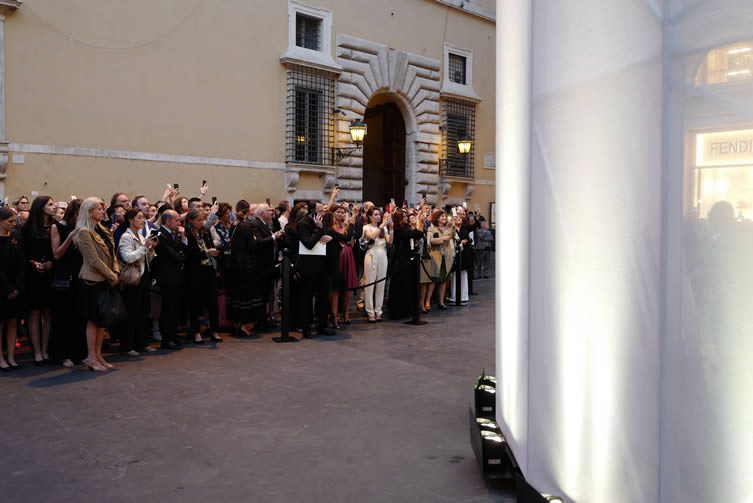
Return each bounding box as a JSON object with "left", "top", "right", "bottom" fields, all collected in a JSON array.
[{"left": 76, "top": 225, "right": 119, "bottom": 283}]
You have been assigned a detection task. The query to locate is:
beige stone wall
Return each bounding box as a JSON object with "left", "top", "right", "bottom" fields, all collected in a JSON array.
[
  {"left": 5, "top": 153, "right": 284, "bottom": 207},
  {"left": 3, "top": 0, "right": 494, "bottom": 208}
]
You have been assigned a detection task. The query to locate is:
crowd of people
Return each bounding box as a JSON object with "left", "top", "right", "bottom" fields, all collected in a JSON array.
[{"left": 0, "top": 184, "right": 494, "bottom": 372}]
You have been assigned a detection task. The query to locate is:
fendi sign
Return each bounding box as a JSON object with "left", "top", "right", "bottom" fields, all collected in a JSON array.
[{"left": 696, "top": 129, "right": 753, "bottom": 167}]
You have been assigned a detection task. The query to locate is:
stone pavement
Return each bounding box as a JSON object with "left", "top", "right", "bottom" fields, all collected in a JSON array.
[{"left": 0, "top": 276, "right": 514, "bottom": 502}]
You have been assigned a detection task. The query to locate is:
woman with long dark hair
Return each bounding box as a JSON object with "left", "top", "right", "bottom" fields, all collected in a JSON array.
[
  {"left": 50, "top": 199, "right": 86, "bottom": 367},
  {"left": 75, "top": 197, "right": 120, "bottom": 372},
  {"left": 21, "top": 196, "right": 57, "bottom": 364},
  {"left": 0, "top": 207, "right": 25, "bottom": 370},
  {"left": 185, "top": 208, "right": 221, "bottom": 343},
  {"left": 327, "top": 204, "right": 357, "bottom": 326},
  {"left": 387, "top": 209, "right": 426, "bottom": 319},
  {"left": 362, "top": 206, "right": 393, "bottom": 322},
  {"left": 118, "top": 208, "right": 159, "bottom": 355},
  {"left": 281, "top": 202, "right": 307, "bottom": 331}
]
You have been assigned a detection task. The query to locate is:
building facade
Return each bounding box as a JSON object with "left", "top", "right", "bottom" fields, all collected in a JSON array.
[{"left": 0, "top": 0, "right": 495, "bottom": 213}]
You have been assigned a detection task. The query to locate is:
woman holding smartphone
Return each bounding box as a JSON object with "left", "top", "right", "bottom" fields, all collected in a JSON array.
[
  {"left": 21, "top": 196, "right": 57, "bottom": 364},
  {"left": 118, "top": 209, "right": 158, "bottom": 356},
  {"left": 362, "top": 207, "right": 393, "bottom": 322}
]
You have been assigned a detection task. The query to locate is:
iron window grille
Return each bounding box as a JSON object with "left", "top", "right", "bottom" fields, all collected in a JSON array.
[
  {"left": 296, "top": 13, "right": 322, "bottom": 51},
  {"left": 286, "top": 65, "right": 335, "bottom": 166},
  {"left": 441, "top": 98, "right": 476, "bottom": 178},
  {"left": 449, "top": 53, "right": 467, "bottom": 85}
]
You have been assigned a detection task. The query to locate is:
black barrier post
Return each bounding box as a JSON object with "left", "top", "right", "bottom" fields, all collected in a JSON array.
[
  {"left": 455, "top": 245, "right": 463, "bottom": 306},
  {"left": 273, "top": 248, "right": 298, "bottom": 343},
  {"left": 404, "top": 246, "right": 428, "bottom": 326}
]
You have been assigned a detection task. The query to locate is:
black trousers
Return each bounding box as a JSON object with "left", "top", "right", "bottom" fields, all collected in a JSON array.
[
  {"left": 187, "top": 266, "right": 219, "bottom": 335},
  {"left": 121, "top": 271, "right": 152, "bottom": 352},
  {"left": 298, "top": 272, "right": 330, "bottom": 331},
  {"left": 159, "top": 283, "right": 183, "bottom": 345}
]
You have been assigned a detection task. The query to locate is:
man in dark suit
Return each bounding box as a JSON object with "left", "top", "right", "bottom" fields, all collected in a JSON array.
[
  {"left": 250, "top": 204, "right": 284, "bottom": 330},
  {"left": 152, "top": 210, "right": 186, "bottom": 349},
  {"left": 296, "top": 200, "right": 334, "bottom": 337}
]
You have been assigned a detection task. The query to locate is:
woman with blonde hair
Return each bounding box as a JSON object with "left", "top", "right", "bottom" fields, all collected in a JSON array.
[{"left": 75, "top": 197, "right": 120, "bottom": 371}]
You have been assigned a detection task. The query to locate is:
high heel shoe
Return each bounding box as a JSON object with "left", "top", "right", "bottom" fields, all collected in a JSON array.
[
  {"left": 193, "top": 334, "right": 204, "bottom": 344},
  {"left": 82, "top": 358, "right": 107, "bottom": 372},
  {"left": 210, "top": 333, "right": 223, "bottom": 342},
  {"left": 438, "top": 304, "right": 448, "bottom": 311}
]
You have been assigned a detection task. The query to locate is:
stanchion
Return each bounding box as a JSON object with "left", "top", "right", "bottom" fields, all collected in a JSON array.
[
  {"left": 273, "top": 248, "right": 298, "bottom": 343},
  {"left": 455, "top": 245, "right": 463, "bottom": 306},
  {"left": 404, "top": 247, "right": 427, "bottom": 326}
]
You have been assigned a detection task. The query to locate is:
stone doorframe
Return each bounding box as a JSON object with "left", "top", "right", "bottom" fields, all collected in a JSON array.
[{"left": 334, "top": 34, "right": 442, "bottom": 204}]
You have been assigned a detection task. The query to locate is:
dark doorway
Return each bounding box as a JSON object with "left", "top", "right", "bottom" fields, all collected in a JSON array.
[{"left": 362, "top": 102, "right": 406, "bottom": 206}]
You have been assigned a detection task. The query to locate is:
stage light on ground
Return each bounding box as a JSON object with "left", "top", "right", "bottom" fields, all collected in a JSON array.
[{"left": 542, "top": 495, "right": 564, "bottom": 503}]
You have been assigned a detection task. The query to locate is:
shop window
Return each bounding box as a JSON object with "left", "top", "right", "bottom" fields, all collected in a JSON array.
[
  {"left": 441, "top": 98, "right": 476, "bottom": 178},
  {"left": 695, "top": 41, "right": 753, "bottom": 86},
  {"left": 693, "top": 129, "right": 753, "bottom": 220},
  {"left": 286, "top": 65, "right": 335, "bottom": 166}
]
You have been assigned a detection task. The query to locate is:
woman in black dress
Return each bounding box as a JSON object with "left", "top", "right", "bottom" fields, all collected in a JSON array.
[
  {"left": 49, "top": 199, "right": 86, "bottom": 367},
  {"left": 21, "top": 196, "right": 57, "bottom": 364},
  {"left": 185, "top": 208, "right": 222, "bottom": 343},
  {"left": 387, "top": 209, "right": 426, "bottom": 319},
  {"left": 229, "top": 211, "right": 262, "bottom": 338},
  {"left": 0, "top": 207, "right": 25, "bottom": 370},
  {"left": 281, "top": 202, "right": 307, "bottom": 331}
]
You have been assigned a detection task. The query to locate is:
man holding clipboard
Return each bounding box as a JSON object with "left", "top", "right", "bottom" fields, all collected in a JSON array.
[{"left": 295, "top": 200, "right": 334, "bottom": 338}]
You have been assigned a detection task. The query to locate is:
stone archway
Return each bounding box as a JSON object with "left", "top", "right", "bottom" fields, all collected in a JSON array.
[{"left": 333, "top": 34, "right": 441, "bottom": 204}]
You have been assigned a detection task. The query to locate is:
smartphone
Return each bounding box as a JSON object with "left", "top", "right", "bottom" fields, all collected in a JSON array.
[
  {"left": 111, "top": 213, "right": 117, "bottom": 225},
  {"left": 462, "top": 201, "right": 467, "bottom": 209},
  {"left": 211, "top": 196, "right": 217, "bottom": 204},
  {"left": 202, "top": 180, "right": 207, "bottom": 186},
  {"left": 335, "top": 184, "right": 340, "bottom": 190},
  {"left": 173, "top": 183, "right": 179, "bottom": 190},
  {"left": 149, "top": 228, "right": 160, "bottom": 238}
]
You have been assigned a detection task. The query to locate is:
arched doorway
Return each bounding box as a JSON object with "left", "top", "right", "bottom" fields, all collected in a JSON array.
[{"left": 362, "top": 101, "right": 406, "bottom": 206}]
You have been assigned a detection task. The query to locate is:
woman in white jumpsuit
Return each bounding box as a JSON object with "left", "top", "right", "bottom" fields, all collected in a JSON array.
[{"left": 362, "top": 207, "right": 393, "bottom": 322}]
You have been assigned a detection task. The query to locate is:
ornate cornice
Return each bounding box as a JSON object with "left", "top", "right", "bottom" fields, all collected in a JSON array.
[{"left": 0, "top": 1, "right": 22, "bottom": 17}]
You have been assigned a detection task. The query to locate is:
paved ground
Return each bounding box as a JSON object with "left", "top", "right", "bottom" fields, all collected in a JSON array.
[{"left": 0, "top": 276, "right": 514, "bottom": 503}]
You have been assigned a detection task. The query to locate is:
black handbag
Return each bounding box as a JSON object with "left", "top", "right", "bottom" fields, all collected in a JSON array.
[
  {"left": 96, "top": 286, "right": 128, "bottom": 329},
  {"left": 358, "top": 236, "right": 374, "bottom": 251}
]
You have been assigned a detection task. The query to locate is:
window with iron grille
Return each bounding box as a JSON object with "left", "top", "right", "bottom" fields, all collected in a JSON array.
[
  {"left": 441, "top": 98, "right": 475, "bottom": 178},
  {"left": 448, "top": 53, "right": 467, "bottom": 85},
  {"left": 296, "top": 13, "right": 321, "bottom": 51},
  {"left": 286, "top": 65, "right": 334, "bottom": 165}
]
